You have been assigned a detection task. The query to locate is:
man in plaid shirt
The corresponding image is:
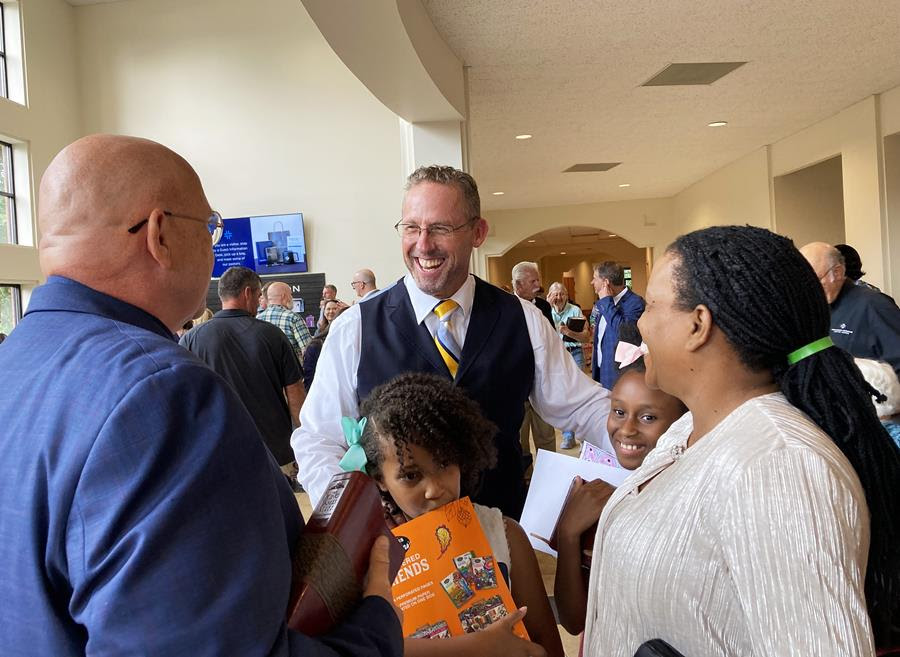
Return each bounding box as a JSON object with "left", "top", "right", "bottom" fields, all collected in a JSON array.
[{"left": 257, "top": 281, "right": 313, "bottom": 363}]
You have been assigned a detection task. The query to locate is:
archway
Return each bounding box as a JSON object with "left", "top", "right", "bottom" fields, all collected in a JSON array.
[{"left": 486, "top": 226, "right": 650, "bottom": 310}]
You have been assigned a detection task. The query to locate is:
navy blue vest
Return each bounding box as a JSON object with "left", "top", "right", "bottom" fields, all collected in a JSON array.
[{"left": 358, "top": 277, "right": 534, "bottom": 518}]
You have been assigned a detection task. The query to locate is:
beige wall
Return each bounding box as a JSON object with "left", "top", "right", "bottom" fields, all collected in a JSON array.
[
  {"left": 770, "top": 95, "right": 895, "bottom": 290},
  {"left": 884, "top": 132, "right": 900, "bottom": 293},
  {"left": 773, "top": 156, "right": 845, "bottom": 247},
  {"left": 0, "top": 0, "right": 82, "bottom": 297},
  {"left": 671, "top": 147, "right": 773, "bottom": 240},
  {"left": 75, "top": 0, "right": 407, "bottom": 297}
]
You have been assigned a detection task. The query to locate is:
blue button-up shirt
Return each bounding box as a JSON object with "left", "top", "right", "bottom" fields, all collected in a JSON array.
[{"left": 0, "top": 276, "right": 401, "bottom": 656}]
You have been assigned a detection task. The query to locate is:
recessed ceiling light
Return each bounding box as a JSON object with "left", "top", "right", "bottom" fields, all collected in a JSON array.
[
  {"left": 608, "top": 234, "right": 617, "bottom": 238},
  {"left": 560, "top": 251, "right": 567, "bottom": 255},
  {"left": 515, "top": 134, "right": 533, "bottom": 140},
  {"left": 492, "top": 191, "right": 505, "bottom": 195},
  {"left": 708, "top": 121, "right": 728, "bottom": 127},
  {"left": 618, "top": 183, "right": 631, "bottom": 188},
  {"left": 527, "top": 239, "right": 536, "bottom": 243}
]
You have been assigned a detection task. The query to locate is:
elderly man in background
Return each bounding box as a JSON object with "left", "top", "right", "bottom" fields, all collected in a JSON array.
[
  {"left": 351, "top": 269, "right": 380, "bottom": 302},
  {"left": 0, "top": 134, "right": 401, "bottom": 656},
  {"left": 258, "top": 280, "right": 313, "bottom": 362},
  {"left": 801, "top": 241, "right": 900, "bottom": 379},
  {"left": 547, "top": 282, "right": 591, "bottom": 448},
  {"left": 512, "top": 261, "right": 558, "bottom": 458}
]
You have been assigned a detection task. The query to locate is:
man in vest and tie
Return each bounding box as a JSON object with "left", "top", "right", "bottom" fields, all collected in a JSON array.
[{"left": 292, "top": 165, "right": 613, "bottom": 519}]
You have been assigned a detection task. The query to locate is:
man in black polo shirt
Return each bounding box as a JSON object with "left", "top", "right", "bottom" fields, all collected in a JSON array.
[{"left": 181, "top": 267, "right": 305, "bottom": 476}]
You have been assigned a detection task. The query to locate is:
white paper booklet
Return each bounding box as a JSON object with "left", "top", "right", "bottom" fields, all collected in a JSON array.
[{"left": 519, "top": 449, "right": 629, "bottom": 556}]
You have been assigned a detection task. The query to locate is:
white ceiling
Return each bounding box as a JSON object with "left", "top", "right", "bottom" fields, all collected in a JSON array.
[{"left": 421, "top": 0, "right": 900, "bottom": 210}]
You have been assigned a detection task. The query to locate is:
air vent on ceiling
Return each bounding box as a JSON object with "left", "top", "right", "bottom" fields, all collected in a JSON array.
[
  {"left": 642, "top": 62, "right": 746, "bottom": 86},
  {"left": 563, "top": 162, "right": 621, "bottom": 173}
]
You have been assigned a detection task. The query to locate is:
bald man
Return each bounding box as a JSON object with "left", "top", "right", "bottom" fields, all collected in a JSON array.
[
  {"left": 800, "top": 241, "right": 900, "bottom": 379},
  {"left": 351, "top": 268, "right": 380, "bottom": 301},
  {"left": 0, "top": 135, "right": 402, "bottom": 657},
  {"left": 257, "top": 280, "right": 313, "bottom": 362}
]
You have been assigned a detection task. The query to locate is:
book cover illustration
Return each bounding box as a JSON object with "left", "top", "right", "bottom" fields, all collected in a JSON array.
[
  {"left": 579, "top": 441, "right": 621, "bottom": 467},
  {"left": 390, "top": 497, "right": 528, "bottom": 640}
]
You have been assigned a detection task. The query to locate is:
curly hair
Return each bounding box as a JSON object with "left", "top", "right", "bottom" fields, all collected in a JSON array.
[
  {"left": 668, "top": 225, "right": 900, "bottom": 647},
  {"left": 358, "top": 373, "right": 498, "bottom": 496}
]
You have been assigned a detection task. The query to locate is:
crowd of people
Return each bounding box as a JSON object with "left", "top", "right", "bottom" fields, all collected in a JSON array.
[{"left": 0, "top": 133, "right": 898, "bottom": 656}]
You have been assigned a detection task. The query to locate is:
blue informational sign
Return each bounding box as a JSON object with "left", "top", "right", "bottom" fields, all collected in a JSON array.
[{"left": 212, "top": 213, "right": 308, "bottom": 278}]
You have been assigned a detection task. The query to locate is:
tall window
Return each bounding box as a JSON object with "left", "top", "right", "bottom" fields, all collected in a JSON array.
[
  {"left": 0, "top": 140, "right": 15, "bottom": 244},
  {"left": 0, "top": 3, "right": 7, "bottom": 99},
  {"left": 0, "top": 283, "right": 20, "bottom": 335}
]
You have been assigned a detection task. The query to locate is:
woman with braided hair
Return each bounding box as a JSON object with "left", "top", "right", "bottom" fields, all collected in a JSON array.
[{"left": 582, "top": 225, "right": 899, "bottom": 656}]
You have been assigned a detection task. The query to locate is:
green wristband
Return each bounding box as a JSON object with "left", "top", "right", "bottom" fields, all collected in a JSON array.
[{"left": 787, "top": 336, "right": 834, "bottom": 365}]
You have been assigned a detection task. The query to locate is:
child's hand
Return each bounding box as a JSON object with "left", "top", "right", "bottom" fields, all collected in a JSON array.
[
  {"left": 478, "top": 607, "right": 547, "bottom": 657},
  {"left": 557, "top": 477, "right": 614, "bottom": 542}
]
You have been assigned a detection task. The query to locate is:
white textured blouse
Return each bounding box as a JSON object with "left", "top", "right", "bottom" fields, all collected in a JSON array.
[{"left": 583, "top": 392, "right": 875, "bottom": 656}]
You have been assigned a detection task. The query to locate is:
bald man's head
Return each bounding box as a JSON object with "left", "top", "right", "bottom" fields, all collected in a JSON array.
[
  {"left": 39, "top": 134, "right": 215, "bottom": 332},
  {"left": 800, "top": 241, "right": 846, "bottom": 304},
  {"left": 267, "top": 282, "right": 293, "bottom": 308},
  {"left": 351, "top": 269, "right": 376, "bottom": 297}
]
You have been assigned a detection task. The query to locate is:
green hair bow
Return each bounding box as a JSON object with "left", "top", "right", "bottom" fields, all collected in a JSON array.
[{"left": 338, "top": 416, "right": 368, "bottom": 473}]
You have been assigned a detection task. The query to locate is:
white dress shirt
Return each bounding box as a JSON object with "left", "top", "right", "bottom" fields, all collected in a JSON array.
[
  {"left": 292, "top": 274, "right": 612, "bottom": 504},
  {"left": 584, "top": 393, "right": 874, "bottom": 656}
]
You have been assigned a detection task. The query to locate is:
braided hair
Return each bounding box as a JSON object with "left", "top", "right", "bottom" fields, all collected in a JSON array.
[
  {"left": 667, "top": 225, "right": 900, "bottom": 646},
  {"left": 358, "top": 372, "right": 498, "bottom": 496}
]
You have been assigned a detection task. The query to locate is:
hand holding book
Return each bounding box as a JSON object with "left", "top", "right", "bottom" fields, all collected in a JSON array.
[{"left": 556, "top": 477, "right": 615, "bottom": 549}]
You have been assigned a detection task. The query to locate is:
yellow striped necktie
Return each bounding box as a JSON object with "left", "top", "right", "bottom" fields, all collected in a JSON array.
[{"left": 432, "top": 299, "right": 461, "bottom": 377}]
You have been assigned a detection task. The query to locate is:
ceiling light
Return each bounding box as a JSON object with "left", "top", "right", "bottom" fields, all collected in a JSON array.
[
  {"left": 560, "top": 251, "right": 567, "bottom": 255},
  {"left": 515, "top": 134, "right": 533, "bottom": 140},
  {"left": 492, "top": 191, "right": 505, "bottom": 195},
  {"left": 618, "top": 183, "right": 631, "bottom": 188},
  {"left": 527, "top": 239, "right": 536, "bottom": 243},
  {"left": 608, "top": 234, "right": 617, "bottom": 238},
  {"left": 708, "top": 121, "right": 728, "bottom": 127}
]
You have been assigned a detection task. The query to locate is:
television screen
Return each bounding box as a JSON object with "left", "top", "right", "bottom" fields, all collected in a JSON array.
[{"left": 211, "top": 212, "right": 308, "bottom": 278}]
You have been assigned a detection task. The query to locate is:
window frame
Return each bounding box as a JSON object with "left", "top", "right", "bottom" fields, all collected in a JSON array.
[
  {"left": 0, "top": 282, "right": 21, "bottom": 334},
  {"left": 0, "top": 139, "right": 16, "bottom": 244},
  {"left": 0, "top": 3, "right": 7, "bottom": 99}
]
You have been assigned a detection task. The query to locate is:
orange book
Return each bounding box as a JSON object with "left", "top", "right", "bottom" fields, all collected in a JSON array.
[{"left": 390, "top": 497, "right": 528, "bottom": 640}]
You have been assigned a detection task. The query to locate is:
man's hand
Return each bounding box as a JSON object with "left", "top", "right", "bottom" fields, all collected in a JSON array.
[
  {"left": 477, "top": 607, "right": 547, "bottom": 657},
  {"left": 363, "top": 535, "right": 402, "bottom": 623},
  {"left": 557, "top": 477, "right": 614, "bottom": 542},
  {"left": 596, "top": 278, "right": 614, "bottom": 299}
]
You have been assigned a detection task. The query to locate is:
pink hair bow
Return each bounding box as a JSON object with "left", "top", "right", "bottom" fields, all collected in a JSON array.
[{"left": 615, "top": 341, "right": 648, "bottom": 369}]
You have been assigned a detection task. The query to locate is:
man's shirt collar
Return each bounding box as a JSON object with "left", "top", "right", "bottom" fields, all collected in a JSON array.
[
  {"left": 26, "top": 276, "right": 176, "bottom": 340},
  {"left": 404, "top": 273, "right": 476, "bottom": 325}
]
